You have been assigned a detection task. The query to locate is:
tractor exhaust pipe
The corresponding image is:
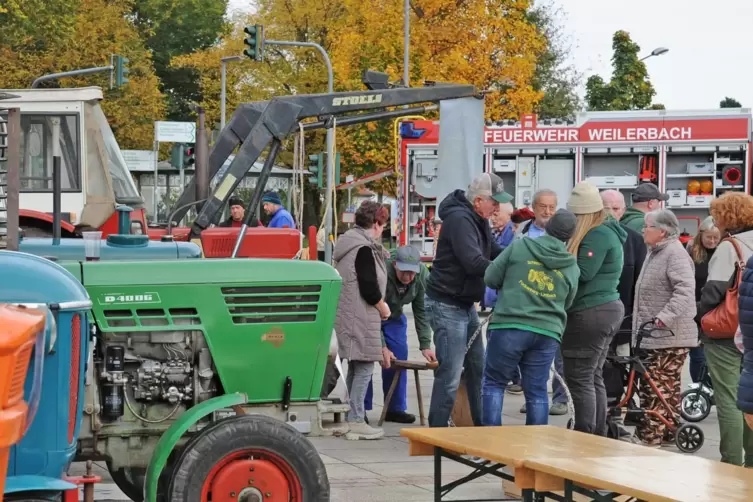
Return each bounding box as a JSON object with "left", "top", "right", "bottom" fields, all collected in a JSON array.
[
  {"left": 194, "top": 107, "right": 209, "bottom": 213},
  {"left": 51, "top": 117, "right": 62, "bottom": 244}
]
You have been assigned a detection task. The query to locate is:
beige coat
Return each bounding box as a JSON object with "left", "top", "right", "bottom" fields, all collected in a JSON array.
[
  {"left": 632, "top": 238, "right": 698, "bottom": 349},
  {"left": 333, "top": 227, "right": 387, "bottom": 362}
]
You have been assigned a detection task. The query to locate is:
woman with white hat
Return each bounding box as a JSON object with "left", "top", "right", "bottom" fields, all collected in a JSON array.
[{"left": 563, "top": 182, "right": 627, "bottom": 435}]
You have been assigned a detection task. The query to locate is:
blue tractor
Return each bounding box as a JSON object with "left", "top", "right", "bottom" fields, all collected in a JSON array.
[{"left": 1, "top": 251, "right": 94, "bottom": 502}]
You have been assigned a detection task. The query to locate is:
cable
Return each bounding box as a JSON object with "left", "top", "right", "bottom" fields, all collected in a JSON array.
[{"left": 124, "top": 387, "right": 181, "bottom": 424}]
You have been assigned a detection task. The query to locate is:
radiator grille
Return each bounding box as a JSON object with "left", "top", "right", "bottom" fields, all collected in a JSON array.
[
  {"left": 99, "top": 307, "right": 201, "bottom": 329},
  {"left": 221, "top": 285, "right": 321, "bottom": 324},
  {"left": 68, "top": 314, "right": 81, "bottom": 443}
]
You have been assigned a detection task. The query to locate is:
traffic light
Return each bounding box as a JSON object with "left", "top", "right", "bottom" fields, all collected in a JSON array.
[
  {"left": 243, "top": 24, "right": 265, "bottom": 62},
  {"left": 308, "top": 152, "right": 323, "bottom": 188},
  {"left": 170, "top": 143, "right": 184, "bottom": 169},
  {"left": 183, "top": 144, "right": 195, "bottom": 169},
  {"left": 114, "top": 55, "right": 129, "bottom": 87}
]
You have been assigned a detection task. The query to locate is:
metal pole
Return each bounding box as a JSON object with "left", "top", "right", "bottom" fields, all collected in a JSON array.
[
  {"left": 220, "top": 56, "right": 243, "bottom": 131},
  {"left": 32, "top": 65, "right": 114, "bottom": 88},
  {"left": 50, "top": 117, "right": 62, "bottom": 245},
  {"left": 404, "top": 0, "right": 410, "bottom": 87},
  {"left": 6, "top": 108, "right": 20, "bottom": 251},
  {"left": 220, "top": 62, "right": 227, "bottom": 131},
  {"left": 266, "top": 39, "right": 335, "bottom": 263}
]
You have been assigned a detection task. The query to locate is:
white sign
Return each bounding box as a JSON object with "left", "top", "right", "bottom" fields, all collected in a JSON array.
[
  {"left": 122, "top": 150, "right": 156, "bottom": 172},
  {"left": 155, "top": 121, "right": 196, "bottom": 143}
]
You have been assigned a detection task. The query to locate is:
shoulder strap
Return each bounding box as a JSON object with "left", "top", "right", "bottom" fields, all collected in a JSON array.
[{"left": 727, "top": 237, "right": 745, "bottom": 267}]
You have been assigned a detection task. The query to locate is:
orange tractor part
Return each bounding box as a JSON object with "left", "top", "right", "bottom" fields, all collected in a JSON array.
[{"left": 0, "top": 305, "right": 46, "bottom": 501}]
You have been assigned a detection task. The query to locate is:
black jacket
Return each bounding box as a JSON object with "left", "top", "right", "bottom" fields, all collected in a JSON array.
[
  {"left": 426, "top": 190, "right": 502, "bottom": 308},
  {"left": 613, "top": 223, "right": 647, "bottom": 345},
  {"left": 738, "top": 257, "right": 753, "bottom": 413}
]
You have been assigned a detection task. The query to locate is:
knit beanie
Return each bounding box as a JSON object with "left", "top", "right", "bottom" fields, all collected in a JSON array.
[
  {"left": 262, "top": 191, "right": 283, "bottom": 205},
  {"left": 567, "top": 182, "right": 604, "bottom": 214},
  {"left": 546, "top": 209, "right": 577, "bottom": 242}
]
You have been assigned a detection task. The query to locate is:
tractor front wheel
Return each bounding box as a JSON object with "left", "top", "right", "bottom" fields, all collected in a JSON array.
[{"left": 167, "top": 414, "right": 329, "bottom": 502}]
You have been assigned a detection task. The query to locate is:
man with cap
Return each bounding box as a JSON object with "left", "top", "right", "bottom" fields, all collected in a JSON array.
[
  {"left": 425, "top": 172, "right": 513, "bottom": 427},
  {"left": 482, "top": 209, "right": 580, "bottom": 426},
  {"left": 363, "top": 245, "right": 436, "bottom": 424},
  {"left": 219, "top": 196, "right": 247, "bottom": 227},
  {"left": 621, "top": 183, "right": 669, "bottom": 234},
  {"left": 262, "top": 191, "right": 296, "bottom": 229}
]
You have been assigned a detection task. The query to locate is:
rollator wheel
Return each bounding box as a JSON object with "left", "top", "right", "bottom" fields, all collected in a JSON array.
[
  {"left": 680, "top": 389, "right": 711, "bottom": 423},
  {"left": 675, "top": 423, "right": 704, "bottom": 453}
]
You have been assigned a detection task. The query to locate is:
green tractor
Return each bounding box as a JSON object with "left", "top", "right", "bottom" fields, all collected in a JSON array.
[{"left": 62, "top": 75, "right": 480, "bottom": 501}]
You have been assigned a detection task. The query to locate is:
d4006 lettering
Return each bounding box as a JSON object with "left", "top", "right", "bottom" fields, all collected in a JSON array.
[{"left": 99, "top": 293, "right": 161, "bottom": 305}]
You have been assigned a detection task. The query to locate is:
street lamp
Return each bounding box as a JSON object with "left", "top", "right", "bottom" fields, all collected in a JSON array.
[
  {"left": 640, "top": 47, "right": 669, "bottom": 61},
  {"left": 220, "top": 55, "right": 243, "bottom": 130}
]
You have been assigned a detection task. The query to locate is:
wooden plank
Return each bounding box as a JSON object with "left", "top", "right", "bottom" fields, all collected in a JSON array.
[
  {"left": 407, "top": 438, "right": 434, "bottom": 457},
  {"left": 523, "top": 455, "right": 753, "bottom": 502},
  {"left": 400, "top": 425, "right": 671, "bottom": 469}
]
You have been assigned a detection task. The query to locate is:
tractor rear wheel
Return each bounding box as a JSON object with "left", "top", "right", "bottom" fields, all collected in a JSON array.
[{"left": 167, "top": 414, "right": 329, "bottom": 502}]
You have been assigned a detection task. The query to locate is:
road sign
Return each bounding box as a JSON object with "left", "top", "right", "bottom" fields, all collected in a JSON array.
[
  {"left": 155, "top": 121, "right": 196, "bottom": 143},
  {"left": 122, "top": 150, "right": 156, "bottom": 172}
]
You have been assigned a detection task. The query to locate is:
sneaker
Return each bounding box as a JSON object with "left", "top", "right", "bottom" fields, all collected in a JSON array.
[
  {"left": 385, "top": 411, "right": 416, "bottom": 424},
  {"left": 345, "top": 421, "right": 385, "bottom": 440},
  {"left": 506, "top": 384, "right": 524, "bottom": 395},
  {"left": 549, "top": 402, "right": 568, "bottom": 416}
]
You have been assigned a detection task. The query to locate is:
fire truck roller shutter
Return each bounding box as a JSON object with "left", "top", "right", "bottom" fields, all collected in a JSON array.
[{"left": 536, "top": 159, "right": 575, "bottom": 210}]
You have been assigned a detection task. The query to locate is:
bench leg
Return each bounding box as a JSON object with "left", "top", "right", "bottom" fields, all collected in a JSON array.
[
  {"left": 378, "top": 369, "right": 403, "bottom": 426},
  {"left": 415, "top": 369, "right": 427, "bottom": 426}
]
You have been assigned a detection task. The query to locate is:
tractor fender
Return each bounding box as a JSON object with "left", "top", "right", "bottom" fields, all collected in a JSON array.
[
  {"left": 20, "top": 209, "right": 77, "bottom": 233},
  {"left": 143, "top": 392, "right": 247, "bottom": 502},
  {"left": 4, "top": 474, "right": 77, "bottom": 494}
]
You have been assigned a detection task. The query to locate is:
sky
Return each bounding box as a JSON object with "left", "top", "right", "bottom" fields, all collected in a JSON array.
[{"left": 227, "top": 0, "right": 753, "bottom": 110}]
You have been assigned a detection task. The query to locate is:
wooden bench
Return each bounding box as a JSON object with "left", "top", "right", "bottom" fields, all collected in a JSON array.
[
  {"left": 401, "top": 425, "right": 753, "bottom": 501},
  {"left": 377, "top": 359, "right": 438, "bottom": 427}
]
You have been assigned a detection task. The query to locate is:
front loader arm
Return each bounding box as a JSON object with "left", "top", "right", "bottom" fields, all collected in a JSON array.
[{"left": 186, "top": 81, "right": 479, "bottom": 239}]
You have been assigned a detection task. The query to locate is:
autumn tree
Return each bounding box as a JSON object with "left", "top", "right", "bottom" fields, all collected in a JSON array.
[
  {"left": 528, "top": 0, "right": 582, "bottom": 119},
  {"left": 174, "top": 0, "right": 547, "bottom": 201},
  {"left": 585, "top": 31, "right": 660, "bottom": 111},
  {"left": 0, "top": 0, "right": 166, "bottom": 149},
  {"left": 720, "top": 97, "right": 742, "bottom": 108}
]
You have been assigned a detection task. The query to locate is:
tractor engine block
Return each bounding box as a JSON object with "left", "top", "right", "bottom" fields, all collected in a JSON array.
[{"left": 134, "top": 358, "right": 193, "bottom": 403}]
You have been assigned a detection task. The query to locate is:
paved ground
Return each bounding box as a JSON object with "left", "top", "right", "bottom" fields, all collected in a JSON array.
[{"left": 78, "top": 307, "right": 722, "bottom": 501}]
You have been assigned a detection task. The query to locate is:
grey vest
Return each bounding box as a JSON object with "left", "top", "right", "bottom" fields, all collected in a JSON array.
[{"left": 333, "top": 227, "right": 388, "bottom": 362}]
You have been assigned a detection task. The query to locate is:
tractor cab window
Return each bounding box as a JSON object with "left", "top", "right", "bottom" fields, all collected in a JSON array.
[
  {"left": 0, "top": 113, "right": 81, "bottom": 192},
  {"left": 90, "top": 104, "right": 142, "bottom": 204}
]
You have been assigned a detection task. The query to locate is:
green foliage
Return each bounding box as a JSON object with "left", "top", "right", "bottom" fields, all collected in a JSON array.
[
  {"left": 585, "top": 30, "right": 658, "bottom": 111},
  {"left": 131, "top": 0, "right": 230, "bottom": 120},
  {"left": 720, "top": 97, "right": 742, "bottom": 108},
  {"left": 528, "top": 0, "right": 582, "bottom": 119},
  {"left": 0, "top": 0, "right": 79, "bottom": 51}
]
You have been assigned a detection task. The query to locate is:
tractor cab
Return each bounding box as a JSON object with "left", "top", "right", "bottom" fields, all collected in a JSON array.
[{"left": 0, "top": 87, "right": 147, "bottom": 238}]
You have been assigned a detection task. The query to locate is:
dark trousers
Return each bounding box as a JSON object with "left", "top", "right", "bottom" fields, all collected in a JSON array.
[{"left": 562, "top": 300, "right": 624, "bottom": 435}]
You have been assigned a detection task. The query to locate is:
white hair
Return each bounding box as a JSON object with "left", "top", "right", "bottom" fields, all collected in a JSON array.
[
  {"left": 600, "top": 189, "right": 626, "bottom": 207},
  {"left": 646, "top": 209, "right": 681, "bottom": 240},
  {"left": 499, "top": 202, "right": 514, "bottom": 214},
  {"left": 533, "top": 189, "right": 557, "bottom": 205}
]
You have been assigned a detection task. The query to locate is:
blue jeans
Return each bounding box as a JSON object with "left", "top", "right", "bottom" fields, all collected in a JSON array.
[
  {"left": 552, "top": 349, "right": 567, "bottom": 404},
  {"left": 364, "top": 315, "right": 409, "bottom": 413},
  {"left": 425, "top": 296, "right": 484, "bottom": 427},
  {"left": 482, "top": 328, "right": 559, "bottom": 426}
]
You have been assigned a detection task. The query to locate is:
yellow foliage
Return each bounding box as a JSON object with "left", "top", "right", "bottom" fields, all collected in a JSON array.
[
  {"left": 171, "top": 0, "right": 546, "bottom": 194},
  {"left": 0, "top": 0, "right": 165, "bottom": 150}
]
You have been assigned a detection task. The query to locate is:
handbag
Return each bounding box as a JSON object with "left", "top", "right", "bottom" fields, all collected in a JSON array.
[{"left": 701, "top": 237, "right": 745, "bottom": 339}]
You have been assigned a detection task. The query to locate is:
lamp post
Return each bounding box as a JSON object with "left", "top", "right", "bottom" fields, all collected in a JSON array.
[
  {"left": 404, "top": 0, "right": 410, "bottom": 87},
  {"left": 640, "top": 47, "right": 669, "bottom": 61},
  {"left": 220, "top": 55, "right": 243, "bottom": 130}
]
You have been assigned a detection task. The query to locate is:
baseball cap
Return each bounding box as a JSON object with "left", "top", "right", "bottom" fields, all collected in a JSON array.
[
  {"left": 468, "top": 172, "right": 514, "bottom": 204},
  {"left": 395, "top": 245, "right": 421, "bottom": 273},
  {"left": 632, "top": 183, "right": 669, "bottom": 203}
]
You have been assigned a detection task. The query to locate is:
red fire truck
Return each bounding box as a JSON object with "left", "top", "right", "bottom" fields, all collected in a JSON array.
[{"left": 397, "top": 109, "right": 753, "bottom": 260}]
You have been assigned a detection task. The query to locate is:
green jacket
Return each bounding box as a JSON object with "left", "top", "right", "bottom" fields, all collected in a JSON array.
[
  {"left": 570, "top": 218, "right": 627, "bottom": 312},
  {"left": 620, "top": 207, "right": 645, "bottom": 234},
  {"left": 484, "top": 235, "right": 580, "bottom": 342},
  {"left": 382, "top": 250, "right": 432, "bottom": 350}
]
